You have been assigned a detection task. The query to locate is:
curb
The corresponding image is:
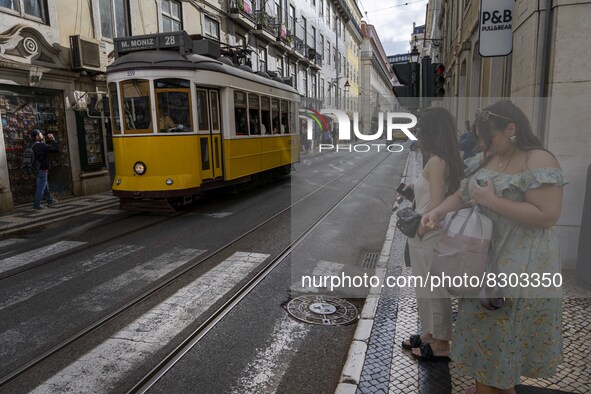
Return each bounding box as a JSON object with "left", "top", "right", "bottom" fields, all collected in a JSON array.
[{"left": 335, "top": 151, "right": 413, "bottom": 393}]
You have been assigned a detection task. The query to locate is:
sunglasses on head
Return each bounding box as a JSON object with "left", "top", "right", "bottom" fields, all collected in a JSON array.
[{"left": 476, "top": 109, "right": 514, "bottom": 123}]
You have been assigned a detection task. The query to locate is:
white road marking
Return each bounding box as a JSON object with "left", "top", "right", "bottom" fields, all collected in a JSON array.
[
  {"left": 205, "top": 212, "right": 234, "bottom": 219},
  {"left": 0, "top": 238, "right": 26, "bottom": 249},
  {"left": 295, "top": 260, "right": 345, "bottom": 293},
  {"left": 0, "top": 241, "right": 87, "bottom": 274},
  {"left": 231, "top": 316, "right": 310, "bottom": 394},
  {"left": 0, "top": 244, "right": 144, "bottom": 310},
  {"left": 30, "top": 252, "right": 269, "bottom": 394}
]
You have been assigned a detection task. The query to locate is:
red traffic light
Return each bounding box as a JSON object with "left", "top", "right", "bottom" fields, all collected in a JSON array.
[{"left": 436, "top": 64, "right": 445, "bottom": 76}]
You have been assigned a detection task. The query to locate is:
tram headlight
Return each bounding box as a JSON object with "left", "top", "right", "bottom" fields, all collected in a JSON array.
[
  {"left": 166, "top": 178, "right": 174, "bottom": 186},
  {"left": 134, "top": 161, "right": 147, "bottom": 175}
]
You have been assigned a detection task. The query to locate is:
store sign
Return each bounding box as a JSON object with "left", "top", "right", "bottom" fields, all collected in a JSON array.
[{"left": 479, "top": 0, "right": 514, "bottom": 57}]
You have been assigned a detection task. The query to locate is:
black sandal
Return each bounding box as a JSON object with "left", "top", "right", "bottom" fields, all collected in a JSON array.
[
  {"left": 411, "top": 343, "right": 451, "bottom": 362},
  {"left": 401, "top": 334, "right": 422, "bottom": 350}
]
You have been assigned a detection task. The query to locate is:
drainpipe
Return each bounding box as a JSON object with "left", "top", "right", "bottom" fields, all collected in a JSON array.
[{"left": 536, "top": 0, "right": 553, "bottom": 143}]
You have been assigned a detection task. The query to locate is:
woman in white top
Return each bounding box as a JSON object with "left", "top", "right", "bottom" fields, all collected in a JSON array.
[{"left": 400, "top": 107, "right": 464, "bottom": 361}]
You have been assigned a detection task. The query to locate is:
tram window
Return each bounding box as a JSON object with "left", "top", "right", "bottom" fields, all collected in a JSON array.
[
  {"left": 196, "top": 89, "right": 209, "bottom": 131},
  {"left": 234, "top": 91, "right": 248, "bottom": 136},
  {"left": 200, "top": 138, "right": 210, "bottom": 170},
  {"left": 155, "top": 78, "right": 192, "bottom": 133},
  {"left": 261, "top": 96, "right": 271, "bottom": 135},
  {"left": 280, "top": 100, "right": 289, "bottom": 134},
  {"left": 108, "top": 82, "right": 121, "bottom": 134},
  {"left": 271, "top": 98, "right": 280, "bottom": 134},
  {"left": 210, "top": 91, "right": 220, "bottom": 131},
  {"left": 121, "top": 80, "right": 152, "bottom": 134},
  {"left": 248, "top": 94, "right": 261, "bottom": 135}
]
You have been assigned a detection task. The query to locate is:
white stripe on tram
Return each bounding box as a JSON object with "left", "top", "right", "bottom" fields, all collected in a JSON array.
[
  {"left": 0, "top": 244, "right": 144, "bottom": 310},
  {"left": 31, "top": 251, "right": 269, "bottom": 394},
  {"left": 0, "top": 241, "right": 87, "bottom": 274}
]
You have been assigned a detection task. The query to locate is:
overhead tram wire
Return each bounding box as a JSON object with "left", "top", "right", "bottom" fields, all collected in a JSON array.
[{"left": 366, "top": 0, "right": 428, "bottom": 14}]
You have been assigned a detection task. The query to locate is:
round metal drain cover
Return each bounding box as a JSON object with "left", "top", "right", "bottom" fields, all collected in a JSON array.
[{"left": 287, "top": 295, "right": 358, "bottom": 326}]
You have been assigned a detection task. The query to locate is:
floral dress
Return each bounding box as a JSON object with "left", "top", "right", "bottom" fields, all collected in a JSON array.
[{"left": 451, "top": 155, "right": 567, "bottom": 389}]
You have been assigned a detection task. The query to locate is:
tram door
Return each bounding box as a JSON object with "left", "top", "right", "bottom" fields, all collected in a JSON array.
[{"left": 195, "top": 88, "right": 223, "bottom": 180}]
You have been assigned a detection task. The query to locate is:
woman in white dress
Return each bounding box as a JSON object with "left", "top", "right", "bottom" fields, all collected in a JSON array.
[{"left": 400, "top": 107, "right": 463, "bottom": 361}]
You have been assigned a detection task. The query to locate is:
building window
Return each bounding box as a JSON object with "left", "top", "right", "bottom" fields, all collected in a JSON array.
[
  {"left": 301, "top": 16, "right": 307, "bottom": 46},
  {"left": 290, "top": 63, "right": 296, "bottom": 89},
  {"left": 204, "top": 16, "right": 219, "bottom": 39},
  {"left": 311, "top": 26, "right": 316, "bottom": 50},
  {"left": 302, "top": 69, "right": 308, "bottom": 96},
  {"left": 320, "top": 34, "right": 324, "bottom": 58},
  {"left": 311, "top": 73, "right": 317, "bottom": 98},
  {"left": 258, "top": 46, "right": 267, "bottom": 72},
  {"left": 326, "top": 3, "right": 330, "bottom": 26},
  {"left": 277, "top": 56, "right": 284, "bottom": 77},
  {"left": 162, "top": 0, "right": 182, "bottom": 32},
  {"left": 100, "top": 0, "right": 131, "bottom": 39},
  {"left": 289, "top": 5, "right": 295, "bottom": 34},
  {"left": 319, "top": 0, "right": 323, "bottom": 17},
  {"left": 0, "top": 0, "right": 48, "bottom": 23},
  {"left": 327, "top": 45, "right": 331, "bottom": 66},
  {"left": 320, "top": 78, "right": 325, "bottom": 99},
  {"left": 311, "top": 0, "right": 315, "bottom": 6}
]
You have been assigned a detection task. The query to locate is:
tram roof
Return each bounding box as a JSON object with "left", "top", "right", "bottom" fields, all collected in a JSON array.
[{"left": 107, "top": 50, "right": 299, "bottom": 95}]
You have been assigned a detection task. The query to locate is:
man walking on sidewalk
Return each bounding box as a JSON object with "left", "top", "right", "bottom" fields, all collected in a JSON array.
[{"left": 29, "top": 129, "right": 59, "bottom": 210}]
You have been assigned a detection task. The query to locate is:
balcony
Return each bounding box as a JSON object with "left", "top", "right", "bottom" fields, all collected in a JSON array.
[
  {"left": 227, "top": 0, "right": 256, "bottom": 30},
  {"left": 291, "top": 36, "right": 306, "bottom": 60},
  {"left": 252, "top": 10, "right": 277, "bottom": 41},
  {"left": 273, "top": 24, "right": 292, "bottom": 51}
]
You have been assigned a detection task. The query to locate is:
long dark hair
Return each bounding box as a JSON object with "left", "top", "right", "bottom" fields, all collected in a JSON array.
[
  {"left": 473, "top": 100, "right": 543, "bottom": 153},
  {"left": 417, "top": 107, "right": 463, "bottom": 194}
]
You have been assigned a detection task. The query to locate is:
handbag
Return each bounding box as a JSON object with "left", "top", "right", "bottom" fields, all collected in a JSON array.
[
  {"left": 430, "top": 205, "right": 493, "bottom": 297},
  {"left": 396, "top": 207, "right": 421, "bottom": 238}
]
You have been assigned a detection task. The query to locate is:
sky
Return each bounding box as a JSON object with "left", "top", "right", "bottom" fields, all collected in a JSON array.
[{"left": 357, "top": 0, "right": 429, "bottom": 56}]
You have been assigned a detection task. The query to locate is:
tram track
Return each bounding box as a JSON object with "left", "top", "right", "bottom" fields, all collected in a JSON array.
[{"left": 0, "top": 151, "right": 398, "bottom": 392}]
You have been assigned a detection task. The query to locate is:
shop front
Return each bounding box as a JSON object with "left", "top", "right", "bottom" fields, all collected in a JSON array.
[{"left": 1, "top": 85, "right": 72, "bottom": 205}]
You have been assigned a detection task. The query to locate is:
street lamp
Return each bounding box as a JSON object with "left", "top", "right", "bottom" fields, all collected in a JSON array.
[{"left": 409, "top": 45, "right": 420, "bottom": 63}]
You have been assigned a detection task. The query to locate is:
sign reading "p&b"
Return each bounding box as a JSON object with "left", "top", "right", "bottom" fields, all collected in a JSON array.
[{"left": 479, "top": 0, "right": 515, "bottom": 57}]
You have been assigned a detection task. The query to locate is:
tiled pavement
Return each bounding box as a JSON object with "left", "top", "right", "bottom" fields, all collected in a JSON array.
[
  {"left": 0, "top": 192, "right": 119, "bottom": 235},
  {"left": 337, "top": 150, "right": 591, "bottom": 394}
]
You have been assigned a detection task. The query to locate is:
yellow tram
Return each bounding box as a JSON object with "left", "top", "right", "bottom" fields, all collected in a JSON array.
[{"left": 106, "top": 31, "right": 300, "bottom": 210}]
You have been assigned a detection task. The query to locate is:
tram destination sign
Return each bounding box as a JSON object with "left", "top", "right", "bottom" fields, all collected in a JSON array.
[{"left": 114, "top": 31, "right": 193, "bottom": 57}]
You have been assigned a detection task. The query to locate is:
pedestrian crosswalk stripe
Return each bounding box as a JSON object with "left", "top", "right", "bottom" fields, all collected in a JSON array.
[
  {"left": 0, "top": 247, "right": 207, "bottom": 370},
  {"left": 0, "top": 238, "right": 26, "bottom": 249},
  {"left": 0, "top": 244, "right": 144, "bottom": 311},
  {"left": 231, "top": 316, "right": 309, "bottom": 394},
  {"left": 30, "top": 251, "right": 269, "bottom": 394},
  {"left": 0, "top": 241, "right": 87, "bottom": 274}
]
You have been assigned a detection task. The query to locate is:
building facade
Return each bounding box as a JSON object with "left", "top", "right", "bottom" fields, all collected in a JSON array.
[
  {"left": 360, "top": 22, "right": 395, "bottom": 135},
  {"left": 425, "top": 0, "right": 591, "bottom": 269}
]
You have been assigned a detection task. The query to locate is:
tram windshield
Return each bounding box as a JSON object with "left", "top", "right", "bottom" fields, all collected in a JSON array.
[
  {"left": 155, "top": 79, "right": 192, "bottom": 133},
  {"left": 121, "top": 80, "right": 152, "bottom": 134}
]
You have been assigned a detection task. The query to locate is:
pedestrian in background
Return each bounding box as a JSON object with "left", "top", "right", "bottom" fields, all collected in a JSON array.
[
  {"left": 400, "top": 107, "right": 463, "bottom": 361},
  {"left": 422, "top": 100, "right": 565, "bottom": 393},
  {"left": 30, "top": 129, "right": 60, "bottom": 210},
  {"left": 459, "top": 120, "right": 477, "bottom": 160}
]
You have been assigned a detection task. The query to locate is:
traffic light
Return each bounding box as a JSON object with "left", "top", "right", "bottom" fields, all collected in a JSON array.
[
  {"left": 433, "top": 63, "right": 446, "bottom": 97},
  {"left": 392, "top": 62, "right": 420, "bottom": 109}
]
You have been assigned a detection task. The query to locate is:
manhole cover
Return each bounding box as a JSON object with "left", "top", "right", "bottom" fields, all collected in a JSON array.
[{"left": 287, "top": 295, "right": 358, "bottom": 326}]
